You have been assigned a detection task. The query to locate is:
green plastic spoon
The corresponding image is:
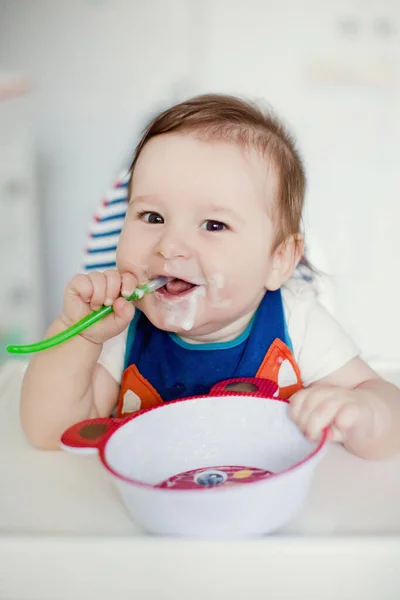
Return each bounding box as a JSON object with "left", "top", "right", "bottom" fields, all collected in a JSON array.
[{"left": 7, "top": 276, "right": 169, "bottom": 355}]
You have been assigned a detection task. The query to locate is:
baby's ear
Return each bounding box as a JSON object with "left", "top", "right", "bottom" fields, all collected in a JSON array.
[{"left": 265, "top": 234, "right": 304, "bottom": 291}]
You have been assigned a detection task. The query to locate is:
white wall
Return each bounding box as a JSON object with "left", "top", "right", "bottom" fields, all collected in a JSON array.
[
  {"left": 1, "top": 0, "right": 399, "bottom": 364},
  {"left": 0, "top": 0, "right": 200, "bottom": 321},
  {"left": 193, "top": 0, "right": 400, "bottom": 365}
]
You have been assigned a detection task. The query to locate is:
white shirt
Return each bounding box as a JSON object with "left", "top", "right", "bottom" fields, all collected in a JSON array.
[{"left": 98, "top": 278, "right": 359, "bottom": 388}]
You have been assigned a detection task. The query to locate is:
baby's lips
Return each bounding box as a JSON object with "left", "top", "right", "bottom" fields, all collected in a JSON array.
[
  {"left": 165, "top": 279, "right": 196, "bottom": 294},
  {"left": 161, "top": 272, "right": 206, "bottom": 287},
  {"left": 163, "top": 258, "right": 206, "bottom": 285}
]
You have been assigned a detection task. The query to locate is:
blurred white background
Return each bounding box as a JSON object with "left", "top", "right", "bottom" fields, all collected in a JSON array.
[{"left": 0, "top": 0, "right": 399, "bottom": 368}]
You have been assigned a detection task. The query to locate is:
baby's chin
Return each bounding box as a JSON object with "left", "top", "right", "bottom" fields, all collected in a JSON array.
[
  {"left": 135, "top": 301, "right": 195, "bottom": 333},
  {"left": 148, "top": 312, "right": 200, "bottom": 334},
  {"left": 141, "top": 288, "right": 208, "bottom": 331}
]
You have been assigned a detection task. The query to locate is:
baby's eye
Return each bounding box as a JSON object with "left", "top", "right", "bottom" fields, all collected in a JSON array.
[
  {"left": 201, "top": 220, "right": 227, "bottom": 232},
  {"left": 138, "top": 211, "right": 164, "bottom": 224}
]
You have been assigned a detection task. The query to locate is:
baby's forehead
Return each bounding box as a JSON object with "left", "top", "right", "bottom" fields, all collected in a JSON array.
[{"left": 132, "top": 132, "right": 279, "bottom": 210}]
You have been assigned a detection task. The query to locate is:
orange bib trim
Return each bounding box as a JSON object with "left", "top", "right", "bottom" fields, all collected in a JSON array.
[{"left": 117, "top": 338, "right": 303, "bottom": 417}]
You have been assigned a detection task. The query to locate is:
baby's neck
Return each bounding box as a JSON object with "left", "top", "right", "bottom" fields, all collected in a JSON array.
[{"left": 177, "top": 311, "right": 255, "bottom": 345}]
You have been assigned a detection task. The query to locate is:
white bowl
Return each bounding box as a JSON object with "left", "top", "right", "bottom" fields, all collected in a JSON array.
[{"left": 61, "top": 378, "right": 328, "bottom": 538}]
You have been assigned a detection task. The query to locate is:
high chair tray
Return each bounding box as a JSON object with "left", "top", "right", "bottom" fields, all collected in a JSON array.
[{"left": 1, "top": 360, "right": 400, "bottom": 600}]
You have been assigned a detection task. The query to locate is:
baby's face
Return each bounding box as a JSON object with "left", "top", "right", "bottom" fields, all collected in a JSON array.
[{"left": 117, "top": 132, "right": 279, "bottom": 341}]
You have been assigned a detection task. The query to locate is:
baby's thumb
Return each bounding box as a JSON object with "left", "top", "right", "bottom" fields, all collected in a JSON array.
[
  {"left": 335, "top": 404, "right": 360, "bottom": 431},
  {"left": 110, "top": 298, "right": 135, "bottom": 333},
  {"left": 330, "top": 404, "right": 361, "bottom": 443},
  {"left": 328, "top": 425, "right": 344, "bottom": 443}
]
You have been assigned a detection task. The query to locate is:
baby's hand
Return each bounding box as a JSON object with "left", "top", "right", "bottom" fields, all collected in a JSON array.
[
  {"left": 289, "top": 386, "right": 375, "bottom": 444},
  {"left": 60, "top": 270, "right": 137, "bottom": 345}
]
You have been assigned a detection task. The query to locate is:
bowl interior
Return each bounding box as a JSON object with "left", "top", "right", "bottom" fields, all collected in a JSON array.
[{"left": 103, "top": 395, "right": 318, "bottom": 485}]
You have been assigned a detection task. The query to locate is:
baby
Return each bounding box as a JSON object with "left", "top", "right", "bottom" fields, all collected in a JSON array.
[{"left": 20, "top": 94, "right": 400, "bottom": 458}]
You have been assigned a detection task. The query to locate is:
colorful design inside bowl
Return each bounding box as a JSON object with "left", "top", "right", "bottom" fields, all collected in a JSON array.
[{"left": 157, "top": 465, "right": 274, "bottom": 490}]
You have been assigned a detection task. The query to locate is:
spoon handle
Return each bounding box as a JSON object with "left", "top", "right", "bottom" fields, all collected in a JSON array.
[{"left": 7, "top": 277, "right": 168, "bottom": 355}]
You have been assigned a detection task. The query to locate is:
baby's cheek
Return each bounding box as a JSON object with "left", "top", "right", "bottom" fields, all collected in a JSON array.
[
  {"left": 116, "top": 230, "right": 150, "bottom": 277},
  {"left": 117, "top": 252, "right": 150, "bottom": 280},
  {"left": 207, "top": 273, "right": 226, "bottom": 305},
  {"left": 207, "top": 273, "right": 242, "bottom": 310}
]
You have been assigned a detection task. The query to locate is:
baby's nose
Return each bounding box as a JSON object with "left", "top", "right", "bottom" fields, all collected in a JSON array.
[{"left": 156, "top": 234, "right": 191, "bottom": 260}]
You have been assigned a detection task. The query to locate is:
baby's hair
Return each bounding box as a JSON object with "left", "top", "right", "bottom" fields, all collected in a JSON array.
[{"left": 128, "top": 93, "right": 308, "bottom": 264}]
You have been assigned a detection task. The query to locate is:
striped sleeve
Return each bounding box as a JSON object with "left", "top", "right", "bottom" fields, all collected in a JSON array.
[{"left": 83, "top": 170, "right": 129, "bottom": 272}]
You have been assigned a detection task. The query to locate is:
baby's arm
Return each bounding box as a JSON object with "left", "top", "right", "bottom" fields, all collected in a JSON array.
[
  {"left": 20, "top": 270, "right": 137, "bottom": 450},
  {"left": 289, "top": 357, "right": 400, "bottom": 459}
]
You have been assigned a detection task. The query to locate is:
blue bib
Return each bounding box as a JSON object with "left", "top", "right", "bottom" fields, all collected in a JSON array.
[{"left": 123, "top": 289, "right": 291, "bottom": 402}]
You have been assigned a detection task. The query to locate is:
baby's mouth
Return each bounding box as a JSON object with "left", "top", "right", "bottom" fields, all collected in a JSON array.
[{"left": 157, "top": 278, "right": 198, "bottom": 297}]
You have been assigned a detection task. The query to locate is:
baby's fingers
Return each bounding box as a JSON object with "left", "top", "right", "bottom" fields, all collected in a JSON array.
[
  {"left": 110, "top": 297, "right": 135, "bottom": 327},
  {"left": 67, "top": 274, "right": 94, "bottom": 303},
  {"left": 334, "top": 403, "right": 361, "bottom": 431},
  {"left": 290, "top": 388, "right": 335, "bottom": 433},
  {"left": 289, "top": 389, "right": 309, "bottom": 422},
  {"left": 304, "top": 397, "right": 345, "bottom": 440},
  {"left": 120, "top": 272, "right": 138, "bottom": 299},
  {"left": 307, "top": 398, "right": 359, "bottom": 441},
  {"left": 103, "top": 270, "right": 123, "bottom": 306},
  {"left": 85, "top": 271, "right": 107, "bottom": 310}
]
